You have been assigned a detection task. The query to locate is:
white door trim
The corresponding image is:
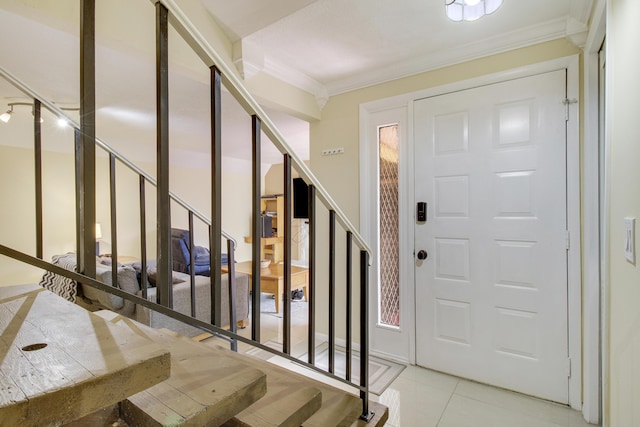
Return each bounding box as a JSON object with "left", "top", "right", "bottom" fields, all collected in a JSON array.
[
  {"left": 582, "top": 0, "right": 606, "bottom": 423},
  {"left": 360, "top": 105, "right": 414, "bottom": 364},
  {"left": 360, "top": 54, "right": 582, "bottom": 409}
]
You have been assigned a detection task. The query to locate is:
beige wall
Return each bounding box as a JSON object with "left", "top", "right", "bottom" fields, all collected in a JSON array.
[
  {"left": 606, "top": 0, "right": 640, "bottom": 425},
  {"left": 0, "top": 144, "right": 253, "bottom": 286},
  {"left": 168, "top": 162, "right": 254, "bottom": 262}
]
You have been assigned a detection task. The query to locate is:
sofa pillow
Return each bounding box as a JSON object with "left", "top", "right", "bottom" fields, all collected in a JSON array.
[
  {"left": 80, "top": 264, "right": 138, "bottom": 310},
  {"left": 192, "top": 245, "right": 210, "bottom": 266},
  {"left": 38, "top": 253, "right": 78, "bottom": 302},
  {"left": 130, "top": 260, "right": 185, "bottom": 287},
  {"left": 97, "top": 255, "right": 122, "bottom": 267},
  {"left": 146, "top": 265, "right": 186, "bottom": 286}
]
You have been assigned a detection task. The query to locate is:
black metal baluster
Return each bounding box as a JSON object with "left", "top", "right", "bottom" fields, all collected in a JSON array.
[
  {"left": 283, "top": 154, "right": 292, "bottom": 354},
  {"left": 307, "top": 184, "right": 316, "bottom": 364},
  {"left": 109, "top": 153, "right": 118, "bottom": 288},
  {"left": 207, "top": 224, "right": 214, "bottom": 324},
  {"left": 346, "top": 231, "right": 353, "bottom": 381},
  {"left": 80, "top": 0, "right": 96, "bottom": 280},
  {"left": 74, "top": 128, "right": 83, "bottom": 271},
  {"left": 359, "top": 250, "right": 373, "bottom": 421},
  {"left": 139, "top": 175, "right": 148, "bottom": 299},
  {"left": 155, "top": 2, "right": 172, "bottom": 307},
  {"left": 211, "top": 65, "right": 222, "bottom": 327},
  {"left": 34, "top": 99, "right": 43, "bottom": 259},
  {"left": 251, "top": 114, "right": 262, "bottom": 342},
  {"left": 329, "top": 209, "right": 336, "bottom": 374},
  {"left": 227, "top": 239, "right": 237, "bottom": 352},
  {"left": 188, "top": 212, "right": 196, "bottom": 317}
]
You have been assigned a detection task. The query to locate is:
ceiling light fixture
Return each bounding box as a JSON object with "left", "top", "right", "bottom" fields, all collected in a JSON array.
[{"left": 445, "top": 0, "right": 503, "bottom": 22}]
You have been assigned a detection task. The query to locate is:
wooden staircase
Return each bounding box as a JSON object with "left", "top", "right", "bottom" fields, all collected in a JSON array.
[{"left": 91, "top": 311, "right": 388, "bottom": 427}]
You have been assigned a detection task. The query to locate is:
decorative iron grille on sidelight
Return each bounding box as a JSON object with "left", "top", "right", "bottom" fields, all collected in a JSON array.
[{"left": 378, "top": 125, "right": 400, "bottom": 327}]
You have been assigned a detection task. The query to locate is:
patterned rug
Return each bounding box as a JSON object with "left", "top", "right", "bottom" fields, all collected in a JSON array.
[{"left": 246, "top": 339, "right": 405, "bottom": 395}]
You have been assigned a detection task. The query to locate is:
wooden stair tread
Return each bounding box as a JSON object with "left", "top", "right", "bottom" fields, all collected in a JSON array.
[
  {"left": 196, "top": 341, "right": 388, "bottom": 427},
  {"left": 167, "top": 330, "right": 326, "bottom": 427},
  {"left": 223, "top": 386, "right": 321, "bottom": 427},
  {"left": 94, "top": 311, "right": 267, "bottom": 426},
  {"left": 0, "top": 286, "right": 171, "bottom": 427}
]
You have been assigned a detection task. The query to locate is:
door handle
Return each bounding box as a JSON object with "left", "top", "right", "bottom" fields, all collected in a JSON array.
[{"left": 417, "top": 250, "right": 428, "bottom": 260}]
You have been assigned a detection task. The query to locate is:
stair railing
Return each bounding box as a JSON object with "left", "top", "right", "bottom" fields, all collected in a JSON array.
[
  {"left": 1, "top": 0, "right": 376, "bottom": 420},
  {"left": 161, "top": 1, "right": 374, "bottom": 419},
  {"left": 0, "top": 65, "right": 240, "bottom": 347}
]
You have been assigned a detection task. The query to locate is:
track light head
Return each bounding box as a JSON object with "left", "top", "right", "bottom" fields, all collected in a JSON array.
[{"left": 0, "top": 106, "right": 13, "bottom": 123}]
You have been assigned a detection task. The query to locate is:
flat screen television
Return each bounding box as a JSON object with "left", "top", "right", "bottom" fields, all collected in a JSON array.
[{"left": 293, "top": 178, "right": 309, "bottom": 219}]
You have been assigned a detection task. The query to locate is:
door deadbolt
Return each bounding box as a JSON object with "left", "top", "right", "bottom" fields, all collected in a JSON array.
[{"left": 417, "top": 250, "right": 428, "bottom": 260}]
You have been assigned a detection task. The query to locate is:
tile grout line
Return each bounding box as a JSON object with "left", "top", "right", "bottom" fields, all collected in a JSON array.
[{"left": 435, "top": 378, "right": 461, "bottom": 426}]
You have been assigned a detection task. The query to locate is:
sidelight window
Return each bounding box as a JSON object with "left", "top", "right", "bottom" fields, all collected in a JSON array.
[{"left": 378, "top": 124, "right": 400, "bottom": 327}]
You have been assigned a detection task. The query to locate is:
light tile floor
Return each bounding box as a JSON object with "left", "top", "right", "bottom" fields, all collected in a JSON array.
[
  {"left": 214, "top": 294, "right": 599, "bottom": 427},
  {"left": 373, "top": 365, "right": 599, "bottom": 427}
]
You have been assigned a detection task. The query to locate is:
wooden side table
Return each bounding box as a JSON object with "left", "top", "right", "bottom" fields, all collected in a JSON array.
[
  {"left": 223, "top": 261, "right": 309, "bottom": 313},
  {"left": 243, "top": 236, "right": 284, "bottom": 264}
]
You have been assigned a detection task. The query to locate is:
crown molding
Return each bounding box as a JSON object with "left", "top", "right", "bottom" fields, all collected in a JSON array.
[
  {"left": 566, "top": 17, "right": 589, "bottom": 48},
  {"left": 325, "top": 17, "right": 569, "bottom": 96},
  {"left": 233, "top": 38, "right": 329, "bottom": 109}
]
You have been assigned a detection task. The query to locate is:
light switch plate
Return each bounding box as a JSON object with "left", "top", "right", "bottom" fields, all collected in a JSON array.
[{"left": 624, "top": 217, "right": 635, "bottom": 264}]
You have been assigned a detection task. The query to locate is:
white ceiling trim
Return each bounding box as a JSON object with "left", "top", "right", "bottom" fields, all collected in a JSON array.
[
  {"left": 324, "top": 17, "right": 570, "bottom": 96},
  {"left": 232, "top": 37, "right": 329, "bottom": 109}
]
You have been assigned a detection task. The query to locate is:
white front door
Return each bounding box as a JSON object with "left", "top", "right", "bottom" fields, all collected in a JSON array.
[{"left": 414, "top": 70, "right": 569, "bottom": 403}]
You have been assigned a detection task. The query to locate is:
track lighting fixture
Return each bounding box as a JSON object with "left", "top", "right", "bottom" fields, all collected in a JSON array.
[
  {"left": 0, "top": 102, "right": 40, "bottom": 123},
  {"left": 0, "top": 101, "right": 79, "bottom": 125}
]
